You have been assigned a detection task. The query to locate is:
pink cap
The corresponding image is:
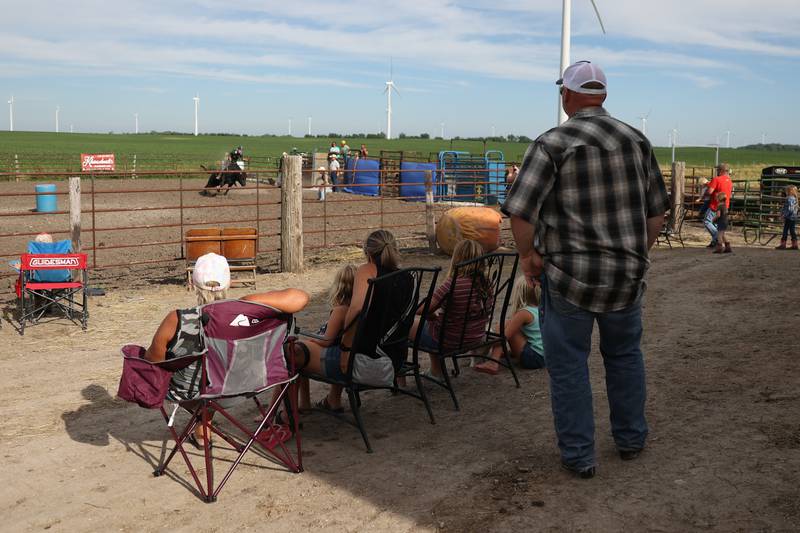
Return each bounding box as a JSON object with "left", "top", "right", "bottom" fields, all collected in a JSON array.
[
  {"left": 557, "top": 61, "right": 607, "bottom": 95},
  {"left": 192, "top": 253, "right": 230, "bottom": 291}
]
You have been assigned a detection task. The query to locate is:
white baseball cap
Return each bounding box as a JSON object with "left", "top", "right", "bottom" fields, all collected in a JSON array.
[
  {"left": 193, "top": 253, "right": 230, "bottom": 291},
  {"left": 556, "top": 61, "right": 607, "bottom": 95}
]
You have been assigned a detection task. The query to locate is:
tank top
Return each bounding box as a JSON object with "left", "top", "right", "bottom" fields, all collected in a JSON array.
[
  {"left": 521, "top": 306, "right": 544, "bottom": 355},
  {"left": 165, "top": 307, "right": 205, "bottom": 401}
]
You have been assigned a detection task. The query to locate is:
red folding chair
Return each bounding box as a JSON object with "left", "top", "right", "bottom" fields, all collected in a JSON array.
[
  {"left": 18, "top": 252, "right": 88, "bottom": 334},
  {"left": 118, "top": 299, "right": 303, "bottom": 502}
]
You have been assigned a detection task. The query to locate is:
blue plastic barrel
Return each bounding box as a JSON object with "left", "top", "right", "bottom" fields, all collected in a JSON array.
[{"left": 35, "top": 184, "right": 58, "bottom": 213}]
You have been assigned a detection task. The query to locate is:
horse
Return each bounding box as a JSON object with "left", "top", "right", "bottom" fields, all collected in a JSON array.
[{"left": 200, "top": 160, "right": 247, "bottom": 196}]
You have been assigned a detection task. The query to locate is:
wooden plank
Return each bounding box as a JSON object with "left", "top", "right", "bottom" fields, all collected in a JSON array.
[
  {"left": 425, "top": 170, "right": 438, "bottom": 253},
  {"left": 281, "top": 155, "right": 304, "bottom": 272},
  {"left": 69, "top": 177, "right": 81, "bottom": 252},
  {"left": 670, "top": 161, "right": 685, "bottom": 232}
]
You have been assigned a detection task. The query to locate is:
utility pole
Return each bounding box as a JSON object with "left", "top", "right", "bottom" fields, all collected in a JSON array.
[{"left": 671, "top": 129, "right": 677, "bottom": 163}]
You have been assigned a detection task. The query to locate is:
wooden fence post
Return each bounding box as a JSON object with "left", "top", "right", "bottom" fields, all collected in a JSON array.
[
  {"left": 670, "top": 161, "right": 685, "bottom": 231},
  {"left": 69, "top": 177, "right": 81, "bottom": 252},
  {"left": 281, "top": 155, "right": 304, "bottom": 272},
  {"left": 425, "top": 170, "right": 438, "bottom": 253}
]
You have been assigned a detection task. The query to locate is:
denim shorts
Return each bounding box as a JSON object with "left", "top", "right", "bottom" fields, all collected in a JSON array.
[
  {"left": 520, "top": 344, "right": 546, "bottom": 369},
  {"left": 417, "top": 323, "right": 440, "bottom": 352},
  {"left": 320, "top": 344, "right": 348, "bottom": 381}
]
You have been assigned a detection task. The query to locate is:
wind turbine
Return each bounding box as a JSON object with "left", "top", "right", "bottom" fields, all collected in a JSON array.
[
  {"left": 55, "top": 105, "right": 60, "bottom": 133},
  {"left": 8, "top": 95, "right": 14, "bottom": 132},
  {"left": 440, "top": 122, "right": 445, "bottom": 139},
  {"left": 725, "top": 130, "right": 731, "bottom": 148},
  {"left": 637, "top": 109, "right": 651, "bottom": 137},
  {"left": 384, "top": 59, "right": 400, "bottom": 140},
  {"left": 134, "top": 113, "right": 139, "bottom": 134},
  {"left": 307, "top": 116, "right": 312, "bottom": 136},
  {"left": 557, "top": 0, "right": 607, "bottom": 125},
  {"left": 671, "top": 128, "right": 678, "bottom": 163},
  {"left": 193, "top": 94, "right": 199, "bottom": 136},
  {"left": 288, "top": 117, "right": 292, "bottom": 136}
]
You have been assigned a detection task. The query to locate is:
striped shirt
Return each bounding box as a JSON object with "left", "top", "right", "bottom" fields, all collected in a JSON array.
[
  {"left": 503, "top": 106, "right": 669, "bottom": 312},
  {"left": 429, "top": 276, "right": 491, "bottom": 352}
]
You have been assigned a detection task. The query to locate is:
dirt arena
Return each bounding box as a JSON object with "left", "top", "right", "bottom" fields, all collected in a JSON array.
[{"left": 1, "top": 227, "right": 799, "bottom": 531}]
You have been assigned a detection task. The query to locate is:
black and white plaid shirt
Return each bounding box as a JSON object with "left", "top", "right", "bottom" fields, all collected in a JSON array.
[{"left": 503, "top": 106, "right": 669, "bottom": 313}]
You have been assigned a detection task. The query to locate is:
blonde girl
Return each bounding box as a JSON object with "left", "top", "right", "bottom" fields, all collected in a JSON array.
[
  {"left": 409, "top": 239, "right": 491, "bottom": 378},
  {"left": 474, "top": 275, "right": 545, "bottom": 375},
  {"left": 776, "top": 185, "right": 798, "bottom": 250},
  {"left": 296, "top": 263, "right": 356, "bottom": 412}
]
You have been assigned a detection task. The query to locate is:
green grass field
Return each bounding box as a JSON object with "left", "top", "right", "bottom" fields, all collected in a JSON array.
[{"left": 0, "top": 131, "right": 797, "bottom": 178}]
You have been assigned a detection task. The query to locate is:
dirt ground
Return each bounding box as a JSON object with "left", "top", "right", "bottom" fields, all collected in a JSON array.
[{"left": 1, "top": 227, "right": 799, "bottom": 532}]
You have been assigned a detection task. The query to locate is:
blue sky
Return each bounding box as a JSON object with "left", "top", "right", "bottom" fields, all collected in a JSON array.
[{"left": 1, "top": 0, "right": 799, "bottom": 146}]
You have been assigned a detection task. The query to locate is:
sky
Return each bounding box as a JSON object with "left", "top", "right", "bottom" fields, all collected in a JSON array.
[{"left": 1, "top": 0, "right": 799, "bottom": 146}]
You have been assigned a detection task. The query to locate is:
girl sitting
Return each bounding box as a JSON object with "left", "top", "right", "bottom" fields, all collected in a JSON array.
[
  {"left": 409, "top": 239, "right": 491, "bottom": 379},
  {"left": 473, "top": 275, "right": 545, "bottom": 375},
  {"left": 297, "top": 264, "right": 356, "bottom": 412}
]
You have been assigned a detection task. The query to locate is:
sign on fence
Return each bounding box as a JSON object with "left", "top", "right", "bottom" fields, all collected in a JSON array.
[{"left": 81, "top": 153, "right": 115, "bottom": 171}]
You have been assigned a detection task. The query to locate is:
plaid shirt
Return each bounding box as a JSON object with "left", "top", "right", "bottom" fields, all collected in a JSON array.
[{"left": 503, "top": 107, "right": 669, "bottom": 312}]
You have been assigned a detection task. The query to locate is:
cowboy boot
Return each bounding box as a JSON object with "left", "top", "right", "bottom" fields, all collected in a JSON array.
[
  {"left": 791, "top": 239, "right": 799, "bottom": 250},
  {"left": 775, "top": 239, "right": 787, "bottom": 250},
  {"left": 723, "top": 242, "right": 733, "bottom": 253},
  {"left": 713, "top": 243, "right": 724, "bottom": 254}
]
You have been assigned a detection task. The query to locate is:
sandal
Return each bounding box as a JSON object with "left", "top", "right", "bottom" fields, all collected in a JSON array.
[
  {"left": 256, "top": 424, "right": 292, "bottom": 449},
  {"left": 314, "top": 397, "right": 344, "bottom": 414}
]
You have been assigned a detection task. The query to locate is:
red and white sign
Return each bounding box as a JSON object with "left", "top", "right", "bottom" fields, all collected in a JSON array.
[
  {"left": 81, "top": 153, "right": 115, "bottom": 171},
  {"left": 30, "top": 257, "right": 80, "bottom": 268}
]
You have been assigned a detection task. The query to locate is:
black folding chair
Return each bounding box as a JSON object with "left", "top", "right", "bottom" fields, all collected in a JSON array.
[
  {"left": 657, "top": 205, "right": 687, "bottom": 249},
  {"left": 417, "top": 251, "right": 519, "bottom": 410},
  {"left": 300, "top": 266, "right": 440, "bottom": 453}
]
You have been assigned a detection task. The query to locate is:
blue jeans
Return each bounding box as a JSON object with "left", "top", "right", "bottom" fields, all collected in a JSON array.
[
  {"left": 540, "top": 276, "right": 648, "bottom": 470},
  {"left": 782, "top": 219, "right": 797, "bottom": 241},
  {"left": 703, "top": 208, "right": 718, "bottom": 244}
]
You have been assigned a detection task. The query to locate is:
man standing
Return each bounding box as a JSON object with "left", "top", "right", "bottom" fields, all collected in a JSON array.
[
  {"left": 503, "top": 61, "right": 669, "bottom": 479},
  {"left": 703, "top": 163, "right": 733, "bottom": 250},
  {"left": 328, "top": 153, "right": 340, "bottom": 186}
]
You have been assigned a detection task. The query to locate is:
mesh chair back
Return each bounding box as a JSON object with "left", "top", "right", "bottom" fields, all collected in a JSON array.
[
  {"left": 27, "top": 240, "right": 72, "bottom": 282},
  {"left": 198, "top": 300, "right": 292, "bottom": 398}
]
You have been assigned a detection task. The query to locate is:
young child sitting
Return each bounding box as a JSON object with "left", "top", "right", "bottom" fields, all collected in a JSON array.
[
  {"left": 474, "top": 275, "right": 545, "bottom": 375},
  {"left": 297, "top": 263, "right": 356, "bottom": 412},
  {"left": 409, "top": 239, "right": 491, "bottom": 379},
  {"left": 713, "top": 192, "right": 731, "bottom": 254}
]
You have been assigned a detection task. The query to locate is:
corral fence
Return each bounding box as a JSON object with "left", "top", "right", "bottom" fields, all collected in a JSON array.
[
  {"left": 2, "top": 157, "right": 791, "bottom": 294},
  {"left": 0, "top": 155, "right": 516, "bottom": 291},
  {"left": 664, "top": 162, "right": 799, "bottom": 245},
  {"left": 0, "top": 167, "right": 283, "bottom": 292}
]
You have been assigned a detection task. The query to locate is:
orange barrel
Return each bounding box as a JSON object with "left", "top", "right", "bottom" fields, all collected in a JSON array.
[
  {"left": 186, "top": 228, "right": 221, "bottom": 260},
  {"left": 222, "top": 227, "right": 257, "bottom": 260}
]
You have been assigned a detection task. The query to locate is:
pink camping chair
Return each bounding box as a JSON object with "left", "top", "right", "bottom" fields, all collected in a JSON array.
[{"left": 117, "top": 299, "right": 302, "bottom": 502}]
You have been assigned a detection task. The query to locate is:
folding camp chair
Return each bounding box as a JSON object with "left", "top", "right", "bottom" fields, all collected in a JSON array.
[
  {"left": 300, "top": 267, "right": 440, "bottom": 453},
  {"left": 17, "top": 239, "right": 88, "bottom": 334},
  {"left": 657, "top": 205, "right": 687, "bottom": 249},
  {"left": 118, "top": 300, "right": 302, "bottom": 502},
  {"left": 418, "top": 251, "right": 519, "bottom": 410}
]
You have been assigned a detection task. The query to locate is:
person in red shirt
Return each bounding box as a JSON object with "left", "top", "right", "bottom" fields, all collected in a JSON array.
[{"left": 702, "top": 163, "right": 733, "bottom": 249}]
